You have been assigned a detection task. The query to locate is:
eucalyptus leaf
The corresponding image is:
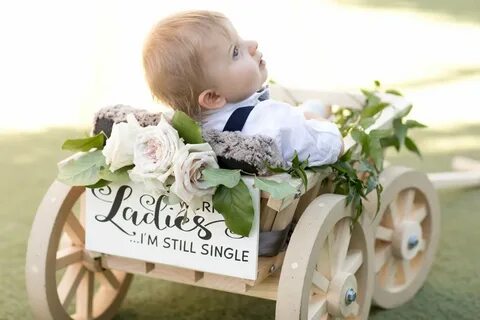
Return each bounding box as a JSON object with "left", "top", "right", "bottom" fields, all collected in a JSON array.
[
  {"left": 213, "top": 181, "right": 254, "bottom": 237},
  {"left": 393, "top": 118, "right": 407, "bottom": 146},
  {"left": 99, "top": 167, "right": 130, "bottom": 183},
  {"left": 405, "top": 120, "right": 427, "bottom": 129},
  {"left": 254, "top": 177, "right": 297, "bottom": 199},
  {"left": 361, "top": 102, "right": 389, "bottom": 118},
  {"left": 385, "top": 89, "right": 403, "bottom": 96},
  {"left": 86, "top": 179, "right": 111, "bottom": 189},
  {"left": 57, "top": 151, "right": 105, "bottom": 186},
  {"left": 405, "top": 137, "right": 422, "bottom": 157},
  {"left": 359, "top": 118, "right": 375, "bottom": 129},
  {"left": 202, "top": 167, "right": 241, "bottom": 188},
  {"left": 369, "top": 129, "right": 392, "bottom": 139},
  {"left": 62, "top": 132, "right": 106, "bottom": 152},
  {"left": 171, "top": 111, "right": 204, "bottom": 144}
]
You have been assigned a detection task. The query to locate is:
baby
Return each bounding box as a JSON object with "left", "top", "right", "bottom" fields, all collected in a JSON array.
[{"left": 142, "top": 10, "right": 343, "bottom": 167}]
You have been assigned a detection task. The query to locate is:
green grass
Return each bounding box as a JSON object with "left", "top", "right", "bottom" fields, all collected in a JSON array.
[{"left": 1, "top": 124, "right": 479, "bottom": 319}]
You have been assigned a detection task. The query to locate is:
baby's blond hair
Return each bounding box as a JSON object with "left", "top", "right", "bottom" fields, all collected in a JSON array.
[{"left": 143, "top": 10, "right": 229, "bottom": 118}]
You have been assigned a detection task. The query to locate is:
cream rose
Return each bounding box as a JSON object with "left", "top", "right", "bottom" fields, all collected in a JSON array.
[
  {"left": 170, "top": 143, "right": 219, "bottom": 208},
  {"left": 102, "top": 114, "right": 140, "bottom": 172},
  {"left": 128, "top": 116, "right": 183, "bottom": 195}
]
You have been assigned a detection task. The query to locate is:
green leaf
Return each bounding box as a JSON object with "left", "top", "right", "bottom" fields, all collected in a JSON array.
[
  {"left": 385, "top": 89, "right": 403, "bottom": 96},
  {"left": 393, "top": 118, "right": 407, "bottom": 146},
  {"left": 369, "top": 138, "right": 384, "bottom": 170},
  {"left": 395, "top": 104, "right": 413, "bottom": 119},
  {"left": 99, "top": 167, "right": 130, "bottom": 183},
  {"left": 254, "top": 177, "right": 297, "bottom": 199},
  {"left": 57, "top": 151, "right": 106, "bottom": 186},
  {"left": 374, "top": 80, "right": 381, "bottom": 88},
  {"left": 366, "top": 175, "right": 377, "bottom": 194},
  {"left": 171, "top": 111, "right": 204, "bottom": 144},
  {"left": 380, "top": 136, "right": 400, "bottom": 151},
  {"left": 369, "top": 129, "right": 392, "bottom": 139},
  {"left": 86, "top": 179, "right": 111, "bottom": 189},
  {"left": 62, "top": 132, "right": 106, "bottom": 152},
  {"left": 361, "top": 102, "right": 389, "bottom": 118},
  {"left": 213, "top": 181, "right": 254, "bottom": 237},
  {"left": 405, "top": 120, "right": 427, "bottom": 129},
  {"left": 405, "top": 137, "right": 422, "bottom": 157},
  {"left": 267, "top": 165, "right": 289, "bottom": 173},
  {"left": 359, "top": 118, "right": 375, "bottom": 129},
  {"left": 202, "top": 168, "right": 241, "bottom": 188}
]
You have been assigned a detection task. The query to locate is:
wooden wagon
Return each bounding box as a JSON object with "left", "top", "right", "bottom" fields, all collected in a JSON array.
[{"left": 25, "top": 88, "right": 441, "bottom": 319}]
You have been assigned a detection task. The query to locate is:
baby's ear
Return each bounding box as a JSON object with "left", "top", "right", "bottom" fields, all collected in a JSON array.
[{"left": 199, "top": 89, "right": 226, "bottom": 110}]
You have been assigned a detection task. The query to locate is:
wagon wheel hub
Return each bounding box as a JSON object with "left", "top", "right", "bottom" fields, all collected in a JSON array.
[
  {"left": 392, "top": 220, "right": 423, "bottom": 260},
  {"left": 327, "top": 272, "right": 360, "bottom": 317}
]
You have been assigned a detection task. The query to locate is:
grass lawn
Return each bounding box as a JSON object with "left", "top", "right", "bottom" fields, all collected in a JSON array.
[{"left": 1, "top": 123, "right": 479, "bottom": 319}]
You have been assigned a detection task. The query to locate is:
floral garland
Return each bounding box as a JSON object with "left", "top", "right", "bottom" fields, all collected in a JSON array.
[{"left": 57, "top": 83, "right": 425, "bottom": 237}]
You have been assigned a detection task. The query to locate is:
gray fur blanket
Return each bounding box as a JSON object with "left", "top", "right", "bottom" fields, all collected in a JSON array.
[{"left": 92, "top": 105, "right": 284, "bottom": 175}]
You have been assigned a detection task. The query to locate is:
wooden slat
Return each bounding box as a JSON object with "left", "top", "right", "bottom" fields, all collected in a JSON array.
[
  {"left": 246, "top": 270, "right": 281, "bottom": 301},
  {"left": 271, "top": 198, "right": 300, "bottom": 231},
  {"left": 101, "top": 255, "right": 154, "bottom": 274},
  {"left": 150, "top": 263, "right": 204, "bottom": 283},
  {"left": 293, "top": 179, "right": 323, "bottom": 223},
  {"left": 245, "top": 251, "right": 286, "bottom": 286},
  {"left": 259, "top": 198, "right": 277, "bottom": 231}
]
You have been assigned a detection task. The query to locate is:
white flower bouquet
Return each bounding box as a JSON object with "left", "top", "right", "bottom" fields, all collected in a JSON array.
[{"left": 57, "top": 111, "right": 297, "bottom": 236}]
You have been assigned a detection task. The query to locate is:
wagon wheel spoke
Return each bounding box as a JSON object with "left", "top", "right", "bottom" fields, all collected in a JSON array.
[
  {"left": 75, "top": 270, "right": 95, "bottom": 319},
  {"left": 58, "top": 263, "right": 86, "bottom": 308},
  {"left": 342, "top": 249, "right": 363, "bottom": 274},
  {"left": 375, "top": 244, "right": 392, "bottom": 273},
  {"left": 312, "top": 270, "right": 330, "bottom": 293},
  {"left": 97, "top": 269, "right": 121, "bottom": 290},
  {"left": 400, "top": 260, "right": 414, "bottom": 284},
  {"left": 382, "top": 259, "right": 398, "bottom": 288},
  {"left": 411, "top": 205, "right": 427, "bottom": 223},
  {"left": 346, "top": 302, "right": 360, "bottom": 317},
  {"left": 375, "top": 226, "right": 394, "bottom": 242},
  {"left": 418, "top": 238, "right": 427, "bottom": 252},
  {"left": 64, "top": 212, "right": 85, "bottom": 245},
  {"left": 56, "top": 247, "right": 83, "bottom": 270},
  {"left": 401, "top": 189, "right": 416, "bottom": 217},
  {"left": 329, "top": 219, "right": 351, "bottom": 275},
  {"left": 318, "top": 242, "right": 331, "bottom": 280},
  {"left": 388, "top": 199, "right": 402, "bottom": 228},
  {"left": 308, "top": 294, "right": 327, "bottom": 320}
]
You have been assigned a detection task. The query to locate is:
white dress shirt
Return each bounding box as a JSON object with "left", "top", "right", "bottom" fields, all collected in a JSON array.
[{"left": 201, "top": 89, "right": 343, "bottom": 166}]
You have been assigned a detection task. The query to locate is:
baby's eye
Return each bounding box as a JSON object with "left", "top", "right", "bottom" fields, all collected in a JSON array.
[{"left": 232, "top": 46, "right": 239, "bottom": 58}]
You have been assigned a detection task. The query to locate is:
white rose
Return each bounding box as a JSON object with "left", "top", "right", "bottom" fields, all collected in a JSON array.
[
  {"left": 102, "top": 114, "right": 140, "bottom": 172},
  {"left": 128, "top": 116, "right": 183, "bottom": 195},
  {"left": 170, "top": 143, "right": 219, "bottom": 208}
]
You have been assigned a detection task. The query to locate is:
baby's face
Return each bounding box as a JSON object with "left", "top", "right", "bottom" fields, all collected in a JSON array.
[{"left": 201, "top": 21, "right": 268, "bottom": 104}]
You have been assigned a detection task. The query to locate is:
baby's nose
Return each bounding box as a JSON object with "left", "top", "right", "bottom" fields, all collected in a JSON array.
[{"left": 247, "top": 40, "right": 258, "bottom": 56}]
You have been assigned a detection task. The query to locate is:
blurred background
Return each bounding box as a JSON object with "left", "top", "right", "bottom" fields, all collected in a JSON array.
[
  {"left": 1, "top": 0, "right": 479, "bottom": 131},
  {"left": 1, "top": 0, "right": 479, "bottom": 319}
]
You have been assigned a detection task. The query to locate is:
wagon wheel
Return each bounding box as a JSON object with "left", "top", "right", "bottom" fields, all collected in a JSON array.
[
  {"left": 276, "top": 194, "right": 375, "bottom": 320},
  {"left": 26, "top": 181, "right": 133, "bottom": 320},
  {"left": 366, "top": 166, "right": 440, "bottom": 309}
]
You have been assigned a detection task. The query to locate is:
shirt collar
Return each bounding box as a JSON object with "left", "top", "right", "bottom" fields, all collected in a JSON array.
[{"left": 202, "top": 86, "right": 270, "bottom": 118}]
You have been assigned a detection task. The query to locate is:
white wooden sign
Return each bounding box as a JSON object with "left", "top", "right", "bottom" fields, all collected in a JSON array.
[{"left": 85, "top": 178, "right": 259, "bottom": 280}]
